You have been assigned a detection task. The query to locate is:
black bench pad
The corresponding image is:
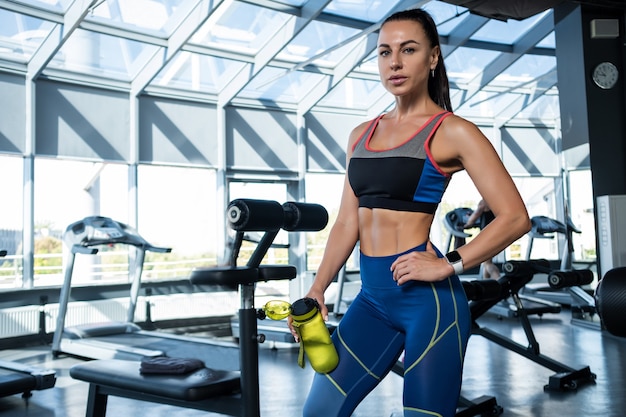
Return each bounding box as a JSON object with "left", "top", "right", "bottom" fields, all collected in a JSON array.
[
  {"left": 190, "top": 265, "right": 296, "bottom": 287},
  {"left": 70, "top": 359, "right": 240, "bottom": 401}
]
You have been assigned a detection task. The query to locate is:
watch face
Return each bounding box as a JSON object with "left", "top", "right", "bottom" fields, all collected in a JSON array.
[
  {"left": 446, "top": 251, "right": 462, "bottom": 263},
  {"left": 593, "top": 62, "right": 618, "bottom": 89}
]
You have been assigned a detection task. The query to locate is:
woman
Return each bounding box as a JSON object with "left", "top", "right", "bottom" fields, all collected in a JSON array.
[
  {"left": 295, "top": 8, "right": 530, "bottom": 417},
  {"left": 465, "top": 199, "right": 501, "bottom": 279}
]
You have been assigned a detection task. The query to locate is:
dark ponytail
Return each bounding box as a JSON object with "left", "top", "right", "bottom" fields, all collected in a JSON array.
[{"left": 382, "top": 9, "right": 453, "bottom": 112}]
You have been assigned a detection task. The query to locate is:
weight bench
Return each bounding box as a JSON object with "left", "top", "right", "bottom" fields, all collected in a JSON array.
[
  {"left": 470, "top": 260, "right": 596, "bottom": 392},
  {"left": 70, "top": 359, "right": 241, "bottom": 417},
  {"left": 69, "top": 199, "right": 328, "bottom": 417}
]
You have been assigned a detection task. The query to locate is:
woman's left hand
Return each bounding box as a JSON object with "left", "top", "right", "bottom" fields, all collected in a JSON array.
[{"left": 390, "top": 241, "right": 450, "bottom": 285}]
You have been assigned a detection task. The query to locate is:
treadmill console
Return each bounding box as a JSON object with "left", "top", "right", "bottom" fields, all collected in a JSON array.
[{"left": 64, "top": 216, "right": 171, "bottom": 253}]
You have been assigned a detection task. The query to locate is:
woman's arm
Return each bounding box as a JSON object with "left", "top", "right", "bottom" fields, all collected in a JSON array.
[
  {"left": 304, "top": 123, "right": 365, "bottom": 318},
  {"left": 391, "top": 116, "right": 530, "bottom": 284}
]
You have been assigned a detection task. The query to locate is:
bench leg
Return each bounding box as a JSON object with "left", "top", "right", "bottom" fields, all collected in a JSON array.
[{"left": 86, "top": 384, "right": 108, "bottom": 417}]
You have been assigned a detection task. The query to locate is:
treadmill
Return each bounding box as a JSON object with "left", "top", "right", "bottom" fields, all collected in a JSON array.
[
  {"left": 51, "top": 216, "right": 240, "bottom": 371},
  {"left": 0, "top": 359, "right": 56, "bottom": 403},
  {"left": 443, "top": 208, "right": 561, "bottom": 318},
  {"left": 0, "top": 250, "right": 57, "bottom": 402}
]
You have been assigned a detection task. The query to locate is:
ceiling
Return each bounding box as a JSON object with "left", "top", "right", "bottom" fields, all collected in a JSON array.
[
  {"left": 442, "top": 0, "right": 626, "bottom": 20},
  {"left": 0, "top": 0, "right": 613, "bottom": 127}
]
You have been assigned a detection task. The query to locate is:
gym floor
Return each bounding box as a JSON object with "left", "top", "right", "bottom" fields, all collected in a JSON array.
[{"left": 0, "top": 307, "right": 624, "bottom": 417}]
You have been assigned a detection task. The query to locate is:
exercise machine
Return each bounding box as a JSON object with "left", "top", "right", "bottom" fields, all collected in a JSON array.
[
  {"left": 521, "top": 215, "right": 598, "bottom": 325},
  {"left": 595, "top": 266, "right": 626, "bottom": 337},
  {"left": 471, "top": 259, "right": 596, "bottom": 391},
  {"left": 443, "top": 208, "right": 561, "bottom": 318},
  {"left": 51, "top": 216, "right": 239, "bottom": 371},
  {"left": 0, "top": 250, "right": 57, "bottom": 403},
  {"left": 68, "top": 199, "right": 329, "bottom": 417},
  {"left": 0, "top": 359, "right": 56, "bottom": 403}
]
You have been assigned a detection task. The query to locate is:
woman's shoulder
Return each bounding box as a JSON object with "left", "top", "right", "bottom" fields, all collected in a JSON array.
[{"left": 439, "top": 113, "right": 485, "bottom": 141}]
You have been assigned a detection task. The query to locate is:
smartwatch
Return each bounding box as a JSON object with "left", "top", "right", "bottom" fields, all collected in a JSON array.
[{"left": 444, "top": 251, "right": 464, "bottom": 275}]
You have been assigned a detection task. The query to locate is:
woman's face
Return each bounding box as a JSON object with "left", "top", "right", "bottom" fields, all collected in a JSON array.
[{"left": 377, "top": 19, "right": 439, "bottom": 96}]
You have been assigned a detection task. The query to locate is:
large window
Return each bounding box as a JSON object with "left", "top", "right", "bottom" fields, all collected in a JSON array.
[
  {"left": 33, "top": 159, "right": 129, "bottom": 287},
  {"left": 137, "top": 164, "right": 218, "bottom": 280},
  {"left": 0, "top": 155, "right": 23, "bottom": 289}
]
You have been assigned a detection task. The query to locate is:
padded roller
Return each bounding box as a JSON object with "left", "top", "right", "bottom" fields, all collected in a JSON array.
[
  {"left": 502, "top": 259, "right": 551, "bottom": 277},
  {"left": 282, "top": 201, "right": 329, "bottom": 232},
  {"left": 226, "top": 199, "right": 284, "bottom": 231},
  {"left": 595, "top": 267, "right": 626, "bottom": 337},
  {"left": 548, "top": 269, "right": 594, "bottom": 289},
  {"left": 462, "top": 279, "right": 501, "bottom": 301}
]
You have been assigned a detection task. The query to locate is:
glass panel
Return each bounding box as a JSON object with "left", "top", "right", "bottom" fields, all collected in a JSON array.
[
  {"left": 444, "top": 46, "right": 500, "bottom": 83},
  {"left": 0, "top": 8, "right": 55, "bottom": 62},
  {"left": 33, "top": 159, "right": 129, "bottom": 286},
  {"left": 151, "top": 51, "right": 245, "bottom": 93},
  {"left": 87, "top": 0, "right": 195, "bottom": 34},
  {"left": 274, "top": 0, "right": 307, "bottom": 5},
  {"left": 568, "top": 170, "right": 596, "bottom": 265},
  {"left": 426, "top": 1, "right": 471, "bottom": 36},
  {"left": 492, "top": 54, "right": 556, "bottom": 83},
  {"left": 354, "top": 50, "right": 378, "bottom": 74},
  {"left": 438, "top": 171, "right": 557, "bottom": 261},
  {"left": 48, "top": 28, "right": 159, "bottom": 80},
  {"left": 305, "top": 173, "right": 351, "bottom": 270},
  {"left": 0, "top": 156, "right": 23, "bottom": 289},
  {"left": 192, "top": 1, "right": 290, "bottom": 54},
  {"left": 537, "top": 32, "right": 555, "bottom": 48},
  {"left": 455, "top": 90, "right": 520, "bottom": 119},
  {"left": 11, "top": 0, "right": 69, "bottom": 12},
  {"left": 318, "top": 77, "right": 383, "bottom": 110},
  {"left": 515, "top": 93, "right": 560, "bottom": 122},
  {"left": 324, "top": 0, "right": 401, "bottom": 23},
  {"left": 471, "top": 11, "right": 549, "bottom": 45},
  {"left": 239, "top": 66, "right": 325, "bottom": 103},
  {"left": 278, "top": 20, "right": 360, "bottom": 63},
  {"left": 137, "top": 165, "right": 217, "bottom": 280}
]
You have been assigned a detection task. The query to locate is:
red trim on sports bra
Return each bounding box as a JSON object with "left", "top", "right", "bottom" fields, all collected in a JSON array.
[
  {"left": 424, "top": 111, "right": 453, "bottom": 177},
  {"left": 364, "top": 111, "right": 450, "bottom": 153},
  {"left": 351, "top": 116, "right": 382, "bottom": 152}
]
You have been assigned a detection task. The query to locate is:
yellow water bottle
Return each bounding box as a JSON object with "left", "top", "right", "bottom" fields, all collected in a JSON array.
[{"left": 290, "top": 297, "right": 339, "bottom": 374}]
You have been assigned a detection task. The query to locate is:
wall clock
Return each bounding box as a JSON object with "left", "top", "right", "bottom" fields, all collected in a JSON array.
[{"left": 592, "top": 61, "right": 619, "bottom": 89}]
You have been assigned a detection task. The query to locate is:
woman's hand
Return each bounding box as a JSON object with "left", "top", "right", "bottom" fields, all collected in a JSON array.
[
  {"left": 287, "top": 290, "right": 328, "bottom": 342},
  {"left": 390, "top": 241, "right": 450, "bottom": 285}
]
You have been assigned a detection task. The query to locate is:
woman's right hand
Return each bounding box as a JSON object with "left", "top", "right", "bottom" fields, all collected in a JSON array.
[{"left": 287, "top": 290, "right": 328, "bottom": 342}]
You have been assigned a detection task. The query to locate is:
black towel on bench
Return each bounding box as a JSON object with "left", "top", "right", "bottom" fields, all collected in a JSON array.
[{"left": 140, "top": 357, "right": 205, "bottom": 375}]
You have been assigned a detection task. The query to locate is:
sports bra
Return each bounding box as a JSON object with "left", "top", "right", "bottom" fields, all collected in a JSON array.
[{"left": 348, "top": 111, "right": 452, "bottom": 214}]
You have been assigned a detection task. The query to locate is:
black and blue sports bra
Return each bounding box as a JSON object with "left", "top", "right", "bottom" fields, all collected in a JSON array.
[{"left": 348, "top": 111, "right": 452, "bottom": 214}]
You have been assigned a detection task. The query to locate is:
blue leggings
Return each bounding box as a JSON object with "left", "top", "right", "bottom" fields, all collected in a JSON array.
[{"left": 303, "top": 243, "right": 471, "bottom": 417}]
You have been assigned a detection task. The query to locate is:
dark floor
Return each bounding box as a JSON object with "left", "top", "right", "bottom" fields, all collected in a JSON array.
[{"left": 0, "top": 307, "right": 625, "bottom": 417}]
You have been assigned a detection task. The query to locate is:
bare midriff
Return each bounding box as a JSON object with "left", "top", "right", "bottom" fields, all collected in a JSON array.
[{"left": 357, "top": 207, "right": 434, "bottom": 256}]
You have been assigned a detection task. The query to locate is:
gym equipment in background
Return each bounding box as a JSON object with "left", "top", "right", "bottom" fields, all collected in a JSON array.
[
  {"left": 0, "top": 359, "right": 56, "bottom": 404},
  {"left": 471, "top": 260, "right": 596, "bottom": 392},
  {"left": 0, "top": 249, "right": 56, "bottom": 403},
  {"left": 69, "top": 199, "right": 329, "bottom": 417},
  {"left": 595, "top": 266, "right": 626, "bottom": 338},
  {"left": 443, "top": 208, "right": 561, "bottom": 318},
  {"left": 521, "top": 215, "right": 598, "bottom": 326},
  {"left": 51, "top": 216, "right": 240, "bottom": 371}
]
